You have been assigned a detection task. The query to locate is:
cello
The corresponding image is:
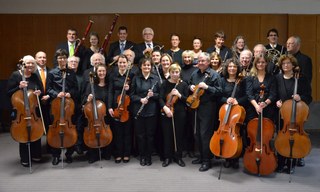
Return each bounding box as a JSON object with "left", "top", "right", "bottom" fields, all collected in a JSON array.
[
  {"left": 113, "top": 67, "right": 131, "bottom": 122},
  {"left": 83, "top": 72, "right": 113, "bottom": 150},
  {"left": 47, "top": 69, "right": 78, "bottom": 151},
  {"left": 274, "top": 68, "right": 311, "bottom": 159},
  {"left": 186, "top": 72, "right": 210, "bottom": 109},
  {"left": 243, "top": 84, "right": 277, "bottom": 176}
]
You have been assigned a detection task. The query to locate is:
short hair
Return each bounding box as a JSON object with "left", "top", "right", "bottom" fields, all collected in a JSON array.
[
  {"left": 214, "top": 31, "right": 226, "bottom": 40},
  {"left": 90, "top": 53, "right": 105, "bottom": 66},
  {"left": 139, "top": 57, "right": 152, "bottom": 68},
  {"left": 118, "top": 26, "right": 128, "bottom": 32},
  {"left": 169, "top": 63, "right": 181, "bottom": 73},
  {"left": 182, "top": 50, "right": 194, "bottom": 61},
  {"left": 142, "top": 27, "right": 154, "bottom": 36},
  {"left": 68, "top": 56, "right": 80, "bottom": 63},
  {"left": 278, "top": 54, "right": 298, "bottom": 73},
  {"left": 240, "top": 49, "right": 253, "bottom": 59},
  {"left": 67, "top": 28, "right": 77, "bottom": 35},
  {"left": 170, "top": 33, "right": 180, "bottom": 40},
  {"left": 22, "top": 55, "right": 36, "bottom": 64},
  {"left": 267, "top": 28, "right": 279, "bottom": 37},
  {"left": 160, "top": 53, "right": 173, "bottom": 64},
  {"left": 223, "top": 58, "right": 241, "bottom": 78},
  {"left": 198, "top": 52, "right": 210, "bottom": 62},
  {"left": 118, "top": 54, "right": 129, "bottom": 62},
  {"left": 54, "top": 49, "right": 68, "bottom": 59},
  {"left": 193, "top": 37, "right": 202, "bottom": 43}
]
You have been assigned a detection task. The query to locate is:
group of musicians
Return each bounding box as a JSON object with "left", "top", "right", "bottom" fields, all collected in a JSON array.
[{"left": 7, "top": 26, "right": 313, "bottom": 176}]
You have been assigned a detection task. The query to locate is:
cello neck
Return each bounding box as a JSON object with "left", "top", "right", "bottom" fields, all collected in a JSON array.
[
  {"left": 89, "top": 72, "right": 99, "bottom": 121},
  {"left": 60, "top": 69, "right": 67, "bottom": 123}
]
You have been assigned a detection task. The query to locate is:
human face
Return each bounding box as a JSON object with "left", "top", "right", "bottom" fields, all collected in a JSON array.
[
  {"left": 240, "top": 52, "right": 251, "bottom": 67},
  {"left": 118, "top": 29, "right": 128, "bottom": 42},
  {"left": 92, "top": 55, "right": 103, "bottom": 67},
  {"left": 256, "top": 57, "right": 267, "bottom": 71},
  {"left": 67, "top": 30, "right": 77, "bottom": 43},
  {"left": 171, "top": 35, "right": 180, "bottom": 48},
  {"left": 198, "top": 55, "right": 210, "bottom": 72},
  {"left": 141, "top": 61, "right": 152, "bottom": 74},
  {"left": 68, "top": 58, "right": 79, "bottom": 71},
  {"left": 253, "top": 46, "right": 265, "bottom": 57},
  {"left": 267, "top": 32, "right": 278, "bottom": 44},
  {"left": 123, "top": 50, "right": 134, "bottom": 63},
  {"left": 281, "top": 58, "right": 293, "bottom": 73},
  {"left": 161, "top": 56, "right": 171, "bottom": 71},
  {"left": 183, "top": 54, "right": 192, "bottom": 65},
  {"left": 24, "top": 60, "right": 35, "bottom": 74},
  {"left": 286, "top": 37, "right": 299, "bottom": 54},
  {"left": 210, "top": 56, "right": 220, "bottom": 69},
  {"left": 35, "top": 52, "right": 47, "bottom": 68},
  {"left": 236, "top": 39, "right": 245, "bottom": 50},
  {"left": 97, "top": 66, "right": 107, "bottom": 80},
  {"left": 143, "top": 30, "right": 154, "bottom": 42},
  {"left": 118, "top": 57, "right": 128, "bottom": 72},
  {"left": 215, "top": 37, "right": 225, "bottom": 48},
  {"left": 57, "top": 55, "right": 67, "bottom": 69},
  {"left": 227, "top": 63, "right": 238, "bottom": 76},
  {"left": 193, "top": 39, "right": 202, "bottom": 50},
  {"left": 151, "top": 52, "right": 161, "bottom": 64},
  {"left": 169, "top": 69, "right": 180, "bottom": 81},
  {"left": 89, "top": 35, "right": 99, "bottom": 46}
]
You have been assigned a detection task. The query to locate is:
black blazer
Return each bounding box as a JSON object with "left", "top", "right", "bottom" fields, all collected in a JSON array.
[
  {"left": 265, "top": 44, "right": 287, "bottom": 54},
  {"left": 34, "top": 67, "right": 51, "bottom": 94},
  {"left": 107, "top": 40, "right": 136, "bottom": 64},
  {"left": 206, "top": 45, "right": 233, "bottom": 62},
  {"left": 134, "top": 42, "right": 161, "bottom": 64}
]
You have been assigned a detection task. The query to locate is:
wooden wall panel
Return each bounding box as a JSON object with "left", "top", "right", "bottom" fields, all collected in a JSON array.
[{"left": 0, "top": 13, "right": 319, "bottom": 100}]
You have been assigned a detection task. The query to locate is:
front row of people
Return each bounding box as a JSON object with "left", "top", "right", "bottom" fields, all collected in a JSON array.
[{"left": 7, "top": 50, "right": 312, "bottom": 176}]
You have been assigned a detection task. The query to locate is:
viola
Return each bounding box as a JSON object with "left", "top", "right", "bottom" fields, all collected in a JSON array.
[
  {"left": 161, "top": 79, "right": 182, "bottom": 115},
  {"left": 83, "top": 72, "right": 112, "bottom": 149},
  {"left": 47, "top": 69, "right": 77, "bottom": 149},
  {"left": 113, "top": 68, "right": 131, "bottom": 122},
  {"left": 210, "top": 76, "right": 245, "bottom": 160},
  {"left": 186, "top": 72, "right": 210, "bottom": 109},
  {"left": 11, "top": 63, "right": 44, "bottom": 143},
  {"left": 275, "top": 69, "right": 311, "bottom": 159},
  {"left": 243, "top": 84, "right": 277, "bottom": 176}
]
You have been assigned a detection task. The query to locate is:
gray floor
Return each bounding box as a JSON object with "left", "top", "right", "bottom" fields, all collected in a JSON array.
[{"left": 0, "top": 130, "right": 319, "bottom": 192}]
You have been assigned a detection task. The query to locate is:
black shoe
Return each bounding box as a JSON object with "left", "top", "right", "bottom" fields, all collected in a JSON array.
[
  {"left": 223, "top": 160, "right": 231, "bottom": 168},
  {"left": 232, "top": 159, "right": 239, "bottom": 169},
  {"left": 199, "top": 163, "right": 211, "bottom": 172},
  {"left": 192, "top": 158, "right": 202, "bottom": 164},
  {"left": 162, "top": 158, "right": 171, "bottom": 167},
  {"left": 75, "top": 145, "right": 84, "bottom": 155},
  {"left": 175, "top": 158, "right": 185, "bottom": 167},
  {"left": 146, "top": 158, "right": 152, "bottom": 166},
  {"left": 123, "top": 157, "right": 130, "bottom": 163},
  {"left": 276, "top": 165, "right": 286, "bottom": 173},
  {"left": 286, "top": 166, "right": 295, "bottom": 174},
  {"left": 115, "top": 157, "right": 122, "bottom": 164},
  {"left": 52, "top": 157, "right": 60, "bottom": 165},
  {"left": 140, "top": 158, "right": 146, "bottom": 166},
  {"left": 20, "top": 160, "right": 29, "bottom": 167},
  {"left": 297, "top": 158, "right": 305, "bottom": 167},
  {"left": 88, "top": 158, "right": 98, "bottom": 164},
  {"left": 65, "top": 155, "right": 73, "bottom": 164}
]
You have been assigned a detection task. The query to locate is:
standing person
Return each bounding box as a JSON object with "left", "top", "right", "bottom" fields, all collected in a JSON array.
[
  {"left": 54, "top": 28, "right": 86, "bottom": 75},
  {"left": 107, "top": 26, "right": 135, "bottom": 64},
  {"left": 210, "top": 52, "right": 223, "bottom": 75},
  {"left": 151, "top": 50, "right": 163, "bottom": 84},
  {"left": 286, "top": 36, "right": 313, "bottom": 86},
  {"left": 265, "top": 28, "right": 287, "bottom": 62},
  {"left": 130, "top": 58, "right": 160, "bottom": 166},
  {"left": 108, "top": 55, "right": 134, "bottom": 163},
  {"left": 159, "top": 64, "right": 189, "bottom": 167},
  {"left": 166, "top": 33, "right": 183, "bottom": 65},
  {"left": 219, "top": 58, "right": 248, "bottom": 169},
  {"left": 7, "top": 55, "right": 43, "bottom": 167},
  {"left": 47, "top": 49, "right": 78, "bottom": 165},
  {"left": 83, "top": 64, "right": 112, "bottom": 163},
  {"left": 83, "top": 32, "right": 101, "bottom": 70},
  {"left": 191, "top": 37, "right": 203, "bottom": 65},
  {"left": 253, "top": 44, "right": 277, "bottom": 75},
  {"left": 160, "top": 53, "right": 173, "bottom": 80},
  {"left": 232, "top": 35, "right": 248, "bottom": 61},
  {"left": 189, "top": 52, "right": 222, "bottom": 172},
  {"left": 239, "top": 49, "right": 253, "bottom": 77},
  {"left": 134, "top": 27, "right": 161, "bottom": 64},
  {"left": 206, "top": 31, "right": 233, "bottom": 63},
  {"left": 34, "top": 51, "right": 51, "bottom": 153},
  {"left": 275, "top": 54, "right": 312, "bottom": 174}
]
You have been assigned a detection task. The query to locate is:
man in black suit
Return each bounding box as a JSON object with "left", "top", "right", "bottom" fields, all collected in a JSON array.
[
  {"left": 265, "top": 28, "right": 287, "bottom": 55},
  {"left": 106, "top": 26, "right": 135, "bottom": 65},
  {"left": 54, "top": 28, "right": 86, "bottom": 75},
  {"left": 206, "top": 31, "right": 233, "bottom": 63},
  {"left": 134, "top": 27, "right": 161, "bottom": 64}
]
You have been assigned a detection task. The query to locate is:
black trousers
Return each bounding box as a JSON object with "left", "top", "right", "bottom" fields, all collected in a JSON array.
[
  {"left": 112, "top": 119, "right": 132, "bottom": 158},
  {"left": 161, "top": 110, "right": 186, "bottom": 159},
  {"left": 19, "top": 139, "right": 42, "bottom": 163},
  {"left": 134, "top": 115, "right": 157, "bottom": 158}
]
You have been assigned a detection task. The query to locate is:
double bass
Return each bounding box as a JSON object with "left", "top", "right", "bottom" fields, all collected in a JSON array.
[
  {"left": 186, "top": 72, "right": 210, "bottom": 109},
  {"left": 113, "top": 67, "right": 131, "bottom": 122},
  {"left": 210, "top": 76, "right": 245, "bottom": 160},
  {"left": 83, "top": 72, "right": 113, "bottom": 150},
  {"left": 243, "top": 84, "right": 277, "bottom": 176},
  {"left": 275, "top": 68, "right": 311, "bottom": 159},
  {"left": 47, "top": 69, "right": 77, "bottom": 150}
]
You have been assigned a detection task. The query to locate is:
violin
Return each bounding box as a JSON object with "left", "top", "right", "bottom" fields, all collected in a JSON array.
[
  {"left": 161, "top": 79, "right": 182, "bottom": 115},
  {"left": 47, "top": 69, "right": 77, "bottom": 149},
  {"left": 243, "top": 84, "right": 277, "bottom": 176},
  {"left": 113, "top": 68, "right": 131, "bottom": 122},
  {"left": 210, "top": 75, "right": 245, "bottom": 160},
  {"left": 11, "top": 62, "right": 44, "bottom": 143},
  {"left": 275, "top": 68, "right": 311, "bottom": 159},
  {"left": 186, "top": 72, "right": 210, "bottom": 109},
  {"left": 83, "top": 72, "right": 112, "bottom": 149}
]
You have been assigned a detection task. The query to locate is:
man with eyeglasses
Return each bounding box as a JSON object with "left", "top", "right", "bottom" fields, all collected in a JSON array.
[{"left": 265, "top": 28, "right": 287, "bottom": 56}]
